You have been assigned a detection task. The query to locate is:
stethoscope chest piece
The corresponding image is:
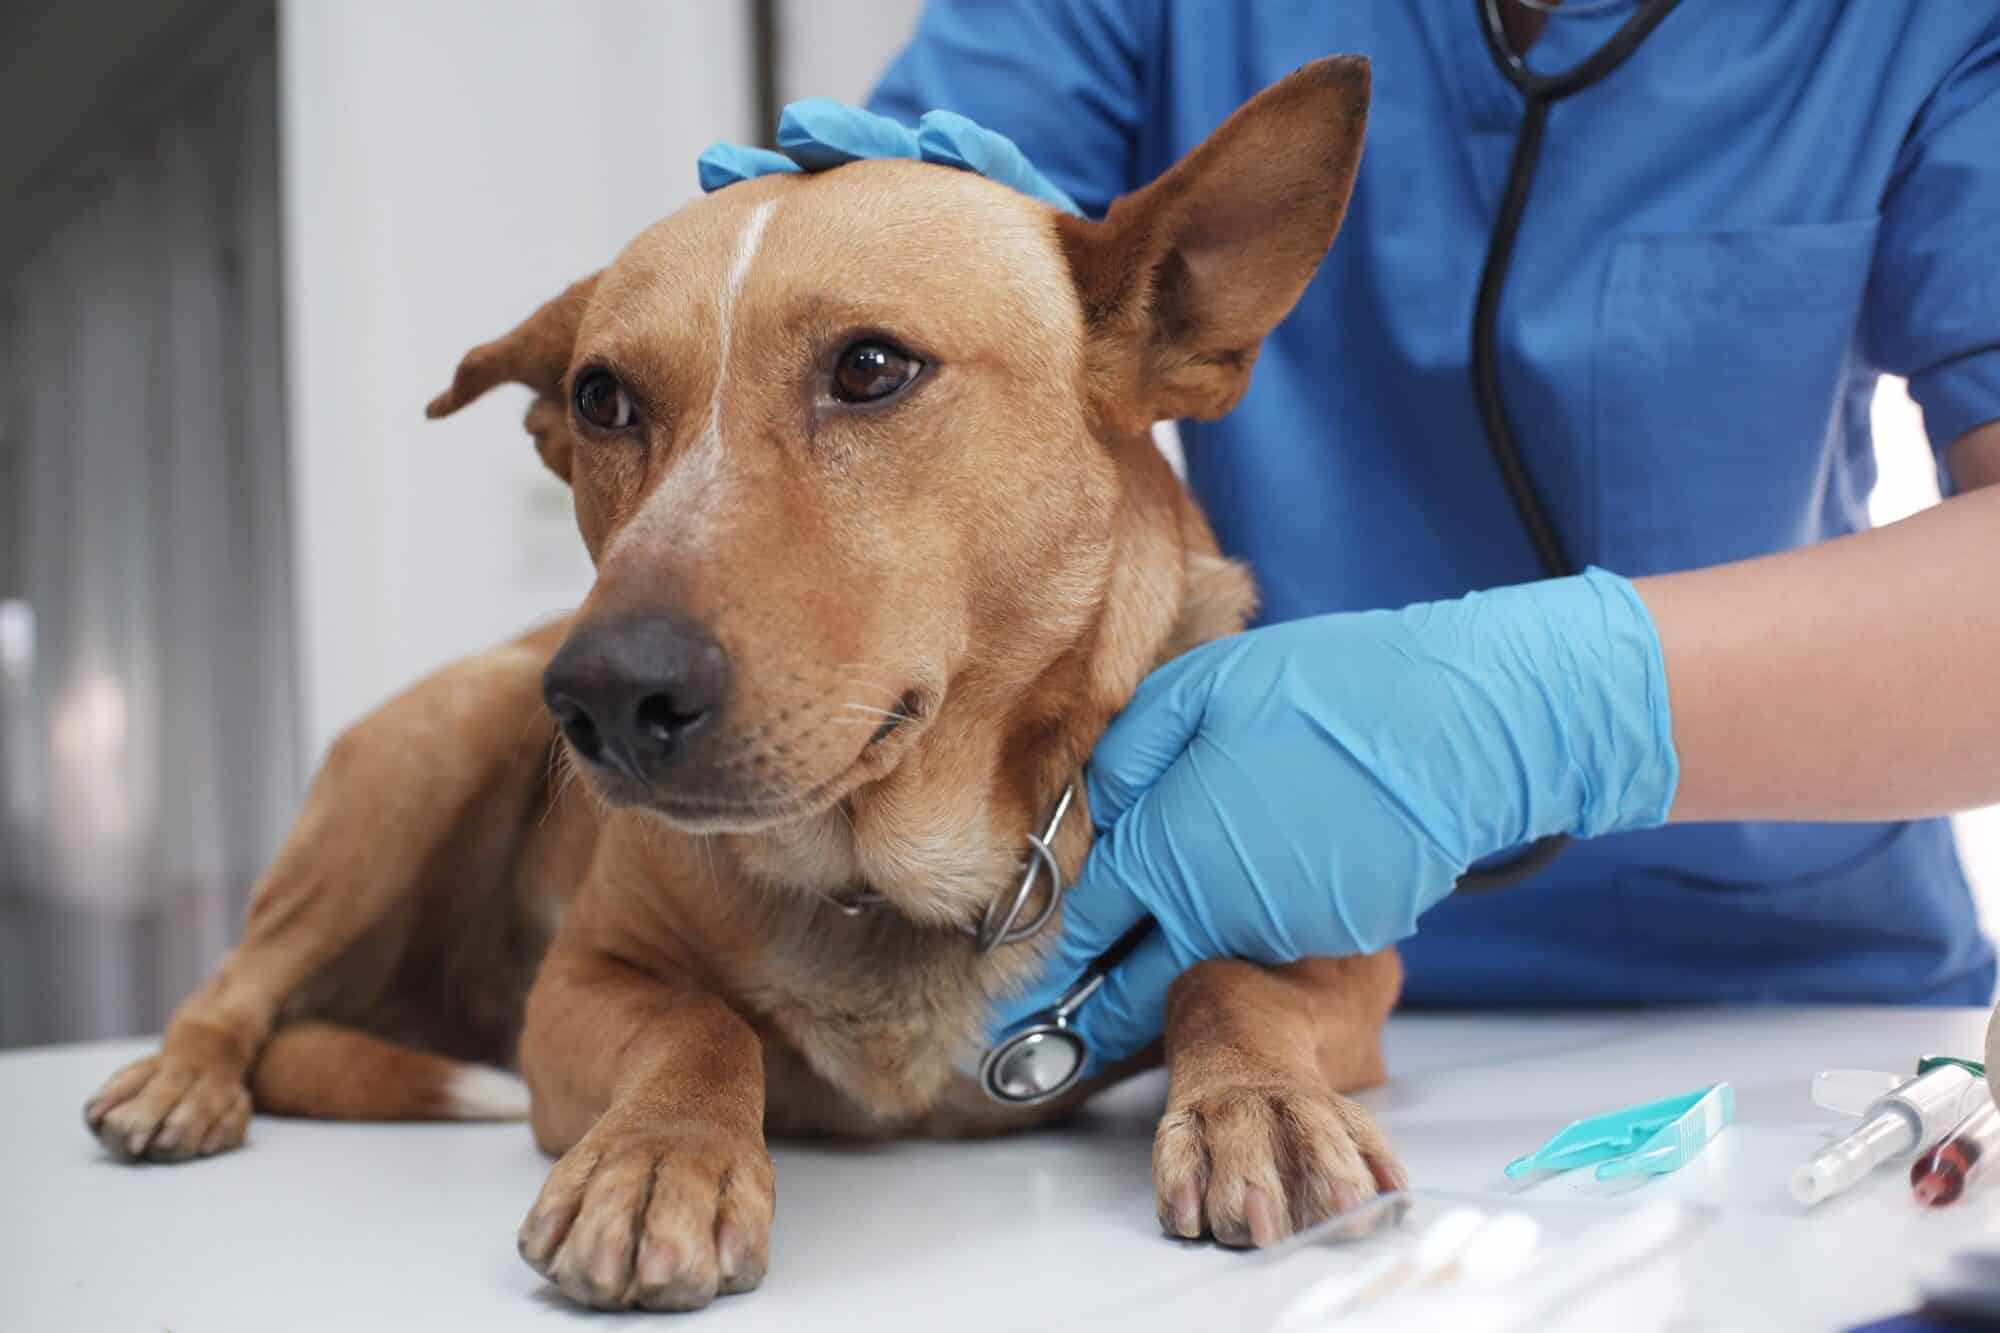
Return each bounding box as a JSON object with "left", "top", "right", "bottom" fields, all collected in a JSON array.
[
  {"left": 979, "top": 1020, "right": 1087, "bottom": 1105},
  {"left": 977, "top": 923, "right": 1148, "bottom": 1107}
]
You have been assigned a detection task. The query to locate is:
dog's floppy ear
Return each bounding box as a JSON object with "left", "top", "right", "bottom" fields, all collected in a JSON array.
[
  {"left": 425, "top": 272, "right": 600, "bottom": 482},
  {"left": 1056, "top": 56, "right": 1368, "bottom": 428}
]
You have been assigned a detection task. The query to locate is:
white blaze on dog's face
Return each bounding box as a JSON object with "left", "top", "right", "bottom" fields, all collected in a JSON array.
[
  {"left": 429, "top": 57, "right": 1370, "bottom": 831},
  {"left": 547, "top": 163, "right": 1114, "bottom": 825}
]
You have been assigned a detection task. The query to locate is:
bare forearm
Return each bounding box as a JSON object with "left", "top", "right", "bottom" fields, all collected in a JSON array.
[
  {"left": 1639, "top": 432, "right": 2000, "bottom": 823},
  {"left": 1950, "top": 422, "right": 2000, "bottom": 491}
]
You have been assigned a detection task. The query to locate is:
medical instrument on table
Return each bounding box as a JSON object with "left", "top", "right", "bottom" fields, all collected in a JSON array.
[
  {"left": 1792, "top": 1062, "right": 1987, "bottom": 1206},
  {"left": 1458, "top": 0, "right": 1684, "bottom": 892},
  {"left": 1809, "top": 1059, "right": 1987, "bottom": 1113},
  {"left": 1271, "top": 1199, "right": 1698, "bottom": 1333},
  {"left": 1912, "top": 1100, "right": 2000, "bottom": 1207},
  {"left": 1811, "top": 1068, "right": 1909, "bottom": 1115},
  {"left": 1274, "top": 1205, "right": 1540, "bottom": 1330},
  {"left": 1505, "top": 1083, "right": 1733, "bottom": 1181}
]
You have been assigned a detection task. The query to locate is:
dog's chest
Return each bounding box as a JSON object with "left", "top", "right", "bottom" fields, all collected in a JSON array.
[
  {"left": 704, "top": 787, "right": 1070, "bottom": 1134},
  {"left": 733, "top": 909, "right": 1030, "bottom": 1134}
]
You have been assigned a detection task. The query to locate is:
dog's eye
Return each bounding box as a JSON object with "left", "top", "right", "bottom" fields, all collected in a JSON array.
[
  {"left": 574, "top": 370, "right": 635, "bottom": 430},
  {"left": 831, "top": 341, "right": 922, "bottom": 405}
]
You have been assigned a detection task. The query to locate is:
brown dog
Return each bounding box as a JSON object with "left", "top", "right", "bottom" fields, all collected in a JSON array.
[{"left": 83, "top": 57, "right": 1402, "bottom": 1312}]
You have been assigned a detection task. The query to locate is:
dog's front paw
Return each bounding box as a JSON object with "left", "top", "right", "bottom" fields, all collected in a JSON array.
[
  {"left": 518, "top": 1123, "right": 774, "bottom": 1311},
  {"left": 84, "top": 1052, "right": 252, "bottom": 1162},
  {"left": 1153, "top": 1081, "right": 1404, "bottom": 1248}
]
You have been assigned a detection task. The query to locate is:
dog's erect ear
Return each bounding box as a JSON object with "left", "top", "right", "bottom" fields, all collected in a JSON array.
[
  {"left": 424, "top": 272, "right": 600, "bottom": 482},
  {"left": 1056, "top": 56, "right": 1368, "bottom": 428}
]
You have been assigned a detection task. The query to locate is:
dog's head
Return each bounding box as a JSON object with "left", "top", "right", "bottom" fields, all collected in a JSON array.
[{"left": 430, "top": 58, "right": 1368, "bottom": 837}]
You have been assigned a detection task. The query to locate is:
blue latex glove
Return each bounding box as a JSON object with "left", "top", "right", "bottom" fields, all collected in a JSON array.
[
  {"left": 697, "top": 100, "right": 1080, "bottom": 214},
  {"left": 1007, "top": 568, "right": 1680, "bottom": 1067}
]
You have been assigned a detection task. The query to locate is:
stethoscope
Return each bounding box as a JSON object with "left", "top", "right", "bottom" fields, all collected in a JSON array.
[{"left": 982, "top": 0, "right": 1687, "bottom": 1107}]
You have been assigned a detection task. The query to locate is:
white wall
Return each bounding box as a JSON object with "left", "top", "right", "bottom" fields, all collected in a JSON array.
[
  {"left": 279, "top": 1, "right": 754, "bottom": 762},
  {"left": 777, "top": 0, "right": 922, "bottom": 102}
]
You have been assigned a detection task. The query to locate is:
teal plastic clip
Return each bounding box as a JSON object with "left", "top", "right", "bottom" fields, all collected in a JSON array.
[{"left": 1504, "top": 1083, "right": 1735, "bottom": 1181}]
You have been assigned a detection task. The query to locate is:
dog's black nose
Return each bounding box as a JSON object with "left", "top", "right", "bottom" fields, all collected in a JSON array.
[{"left": 542, "top": 615, "right": 728, "bottom": 781}]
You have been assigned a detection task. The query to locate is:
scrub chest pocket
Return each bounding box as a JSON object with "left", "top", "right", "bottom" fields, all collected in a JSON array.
[{"left": 1593, "top": 216, "right": 1882, "bottom": 575}]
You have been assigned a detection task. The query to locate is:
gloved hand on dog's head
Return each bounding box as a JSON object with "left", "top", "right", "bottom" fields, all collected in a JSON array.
[{"left": 698, "top": 99, "right": 1080, "bottom": 214}]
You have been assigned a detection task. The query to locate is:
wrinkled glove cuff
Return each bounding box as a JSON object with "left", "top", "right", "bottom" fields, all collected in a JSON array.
[{"left": 1556, "top": 567, "right": 1680, "bottom": 836}]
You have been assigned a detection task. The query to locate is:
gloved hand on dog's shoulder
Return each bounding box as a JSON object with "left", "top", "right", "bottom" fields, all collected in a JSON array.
[
  {"left": 702, "top": 105, "right": 1681, "bottom": 1070},
  {"left": 1015, "top": 569, "right": 1680, "bottom": 1068}
]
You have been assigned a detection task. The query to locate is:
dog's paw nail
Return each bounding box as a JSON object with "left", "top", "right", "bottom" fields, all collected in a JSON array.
[
  {"left": 1244, "top": 1186, "right": 1284, "bottom": 1248},
  {"left": 1169, "top": 1182, "right": 1202, "bottom": 1238},
  {"left": 715, "top": 1221, "right": 748, "bottom": 1278},
  {"left": 518, "top": 1211, "right": 566, "bottom": 1264},
  {"left": 1211, "top": 1212, "right": 1252, "bottom": 1248},
  {"left": 636, "top": 1237, "right": 682, "bottom": 1288}
]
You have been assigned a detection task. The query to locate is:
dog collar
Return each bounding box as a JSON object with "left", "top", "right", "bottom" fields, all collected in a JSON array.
[{"left": 828, "top": 783, "right": 1078, "bottom": 954}]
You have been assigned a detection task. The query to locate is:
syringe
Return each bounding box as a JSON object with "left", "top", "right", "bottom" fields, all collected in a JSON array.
[
  {"left": 1791, "top": 1063, "right": 1988, "bottom": 1207},
  {"left": 1911, "top": 1099, "right": 2000, "bottom": 1207}
]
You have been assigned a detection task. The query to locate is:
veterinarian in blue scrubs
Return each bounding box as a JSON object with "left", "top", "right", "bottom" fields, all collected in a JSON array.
[{"left": 709, "top": 3, "right": 2000, "bottom": 1062}]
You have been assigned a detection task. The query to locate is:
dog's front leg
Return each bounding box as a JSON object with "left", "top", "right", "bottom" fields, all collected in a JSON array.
[
  {"left": 1153, "top": 951, "right": 1407, "bottom": 1247},
  {"left": 516, "top": 938, "right": 773, "bottom": 1312}
]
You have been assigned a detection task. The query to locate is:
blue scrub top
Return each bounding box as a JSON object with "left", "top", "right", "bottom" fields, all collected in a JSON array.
[{"left": 872, "top": 2, "right": 2000, "bottom": 1006}]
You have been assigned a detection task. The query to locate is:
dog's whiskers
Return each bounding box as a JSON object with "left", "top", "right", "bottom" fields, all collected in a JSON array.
[
  {"left": 838, "top": 702, "right": 915, "bottom": 723},
  {"left": 539, "top": 736, "right": 574, "bottom": 828},
  {"left": 698, "top": 832, "right": 722, "bottom": 900}
]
